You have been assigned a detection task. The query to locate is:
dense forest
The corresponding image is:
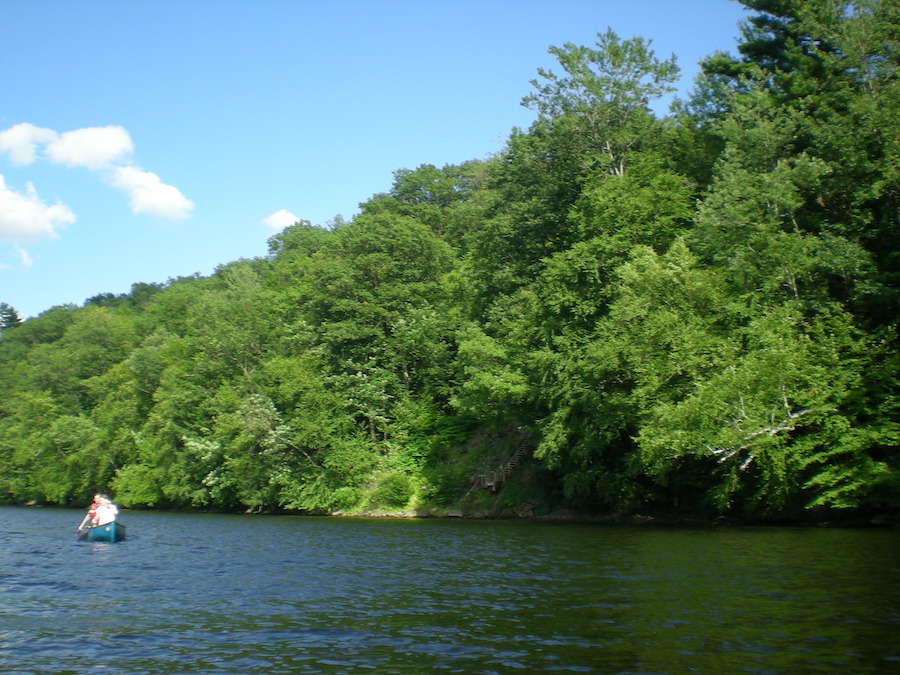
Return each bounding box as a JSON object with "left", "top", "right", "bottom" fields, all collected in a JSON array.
[{"left": 2, "top": 0, "right": 898, "bottom": 521}]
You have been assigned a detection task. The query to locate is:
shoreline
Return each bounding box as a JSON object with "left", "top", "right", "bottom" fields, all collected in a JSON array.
[{"left": 12, "top": 500, "right": 899, "bottom": 528}]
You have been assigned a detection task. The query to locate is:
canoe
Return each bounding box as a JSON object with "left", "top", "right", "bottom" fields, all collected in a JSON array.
[{"left": 77, "top": 522, "right": 126, "bottom": 542}]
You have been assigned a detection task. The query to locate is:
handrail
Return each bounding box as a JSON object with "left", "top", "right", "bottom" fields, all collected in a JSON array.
[{"left": 465, "top": 436, "right": 532, "bottom": 496}]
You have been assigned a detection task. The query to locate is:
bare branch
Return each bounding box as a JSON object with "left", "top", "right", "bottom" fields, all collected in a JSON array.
[{"left": 707, "top": 397, "right": 813, "bottom": 470}]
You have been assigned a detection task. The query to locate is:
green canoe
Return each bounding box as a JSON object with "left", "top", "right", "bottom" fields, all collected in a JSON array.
[{"left": 77, "top": 522, "right": 126, "bottom": 542}]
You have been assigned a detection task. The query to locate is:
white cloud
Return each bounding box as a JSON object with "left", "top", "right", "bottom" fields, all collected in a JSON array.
[
  {"left": 108, "top": 166, "right": 194, "bottom": 220},
  {"left": 0, "top": 123, "right": 58, "bottom": 165},
  {"left": 0, "top": 175, "right": 76, "bottom": 242},
  {"left": 45, "top": 125, "right": 133, "bottom": 170},
  {"left": 14, "top": 245, "right": 32, "bottom": 268},
  {"left": 262, "top": 209, "right": 300, "bottom": 231},
  {"left": 0, "top": 122, "right": 193, "bottom": 229}
]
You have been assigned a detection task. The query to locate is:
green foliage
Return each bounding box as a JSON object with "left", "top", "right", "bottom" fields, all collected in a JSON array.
[
  {"left": 112, "top": 464, "right": 165, "bottom": 508},
  {"left": 0, "top": 11, "right": 897, "bottom": 519},
  {"left": 523, "top": 29, "right": 680, "bottom": 175},
  {"left": 0, "top": 303, "right": 22, "bottom": 331},
  {"left": 369, "top": 471, "right": 414, "bottom": 509}
]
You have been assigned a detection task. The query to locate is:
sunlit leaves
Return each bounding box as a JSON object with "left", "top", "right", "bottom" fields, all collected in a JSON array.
[
  {"left": 523, "top": 29, "right": 680, "bottom": 175},
  {"left": 0, "top": 302, "right": 21, "bottom": 331},
  {"left": 451, "top": 325, "right": 530, "bottom": 421},
  {"left": 0, "top": 12, "right": 898, "bottom": 519}
]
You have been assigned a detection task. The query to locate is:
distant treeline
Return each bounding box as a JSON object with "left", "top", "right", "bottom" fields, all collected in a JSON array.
[{"left": 1, "top": 1, "right": 898, "bottom": 520}]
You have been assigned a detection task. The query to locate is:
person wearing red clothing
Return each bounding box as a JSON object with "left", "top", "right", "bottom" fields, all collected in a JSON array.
[{"left": 77, "top": 494, "right": 101, "bottom": 532}]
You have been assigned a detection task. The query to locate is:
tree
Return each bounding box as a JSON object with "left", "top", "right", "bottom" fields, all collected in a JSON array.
[
  {"left": 467, "top": 30, "right": 682, "bottom": 313},
  {"left": 522, "top": 28, "right": 680, "bottom": 176},
  {"left": 359, "top": 161, "right": 491, "bottom": 245},
  {"left": 533, "top": 153, "right": 695, "bottom": 334},
  {"left": 0, "top": 303, "right": 22, "bottom": 331},
  {"left": 700, "top": 0, "right": 900, "bottom": 323}
]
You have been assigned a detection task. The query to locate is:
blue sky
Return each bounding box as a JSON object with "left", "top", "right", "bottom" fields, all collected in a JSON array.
[{"left": 1, "top": 0, "right": 748, "bottom": 319}]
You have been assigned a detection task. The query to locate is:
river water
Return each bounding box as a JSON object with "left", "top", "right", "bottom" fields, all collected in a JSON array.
[{"left": 1, "top": 506, "right": 898, "bottom": 674}]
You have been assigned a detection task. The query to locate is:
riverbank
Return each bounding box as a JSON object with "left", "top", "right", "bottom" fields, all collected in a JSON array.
[
  {"left": 14, "top": 498, "right": 900, "bottom": 528},
  {"left": 330, "top": 503, "right": 900, "bottom": 528}
]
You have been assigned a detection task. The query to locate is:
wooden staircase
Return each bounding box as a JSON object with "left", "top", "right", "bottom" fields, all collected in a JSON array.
[{"left": 465, "top": 438, "right": 532, "bottom": 497}]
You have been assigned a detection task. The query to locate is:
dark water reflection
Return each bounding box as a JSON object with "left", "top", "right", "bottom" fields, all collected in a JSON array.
[{"left": 1, "top": 506, "right": 898, "bottom": 674}]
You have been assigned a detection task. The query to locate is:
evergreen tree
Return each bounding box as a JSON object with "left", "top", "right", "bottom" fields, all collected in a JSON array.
[{"left": 0, "top": 303, "right": 22, "bottom": 331}]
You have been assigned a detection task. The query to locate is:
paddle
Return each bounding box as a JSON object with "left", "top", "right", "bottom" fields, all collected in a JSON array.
[{"left": 76, "top": 512, "right": 93, "bottom": 534}]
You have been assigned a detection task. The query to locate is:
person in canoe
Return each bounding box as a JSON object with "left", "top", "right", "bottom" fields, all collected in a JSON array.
[
  {"left": 77, "top": 494, "right": 100, "bottom": 532},
  {"left": 94, "top": 495, "right": 118, "bottom": 526},
  {"left": 77, "top": 494, "right": 118, "bottom": 532}
]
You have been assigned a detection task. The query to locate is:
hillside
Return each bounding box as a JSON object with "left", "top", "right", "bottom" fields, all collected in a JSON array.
[{"left": 1, "top": 2, "right": 898, "bottom": 521}]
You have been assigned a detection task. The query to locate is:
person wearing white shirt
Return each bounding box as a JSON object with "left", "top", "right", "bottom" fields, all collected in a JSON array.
[{"left": 93, "top": 496, "right": 118, "bottom": 526}]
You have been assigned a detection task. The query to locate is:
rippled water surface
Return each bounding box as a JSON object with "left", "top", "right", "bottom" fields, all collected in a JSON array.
[{"left": 1, "top": 506, "right": 899, "bottom": 674}]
